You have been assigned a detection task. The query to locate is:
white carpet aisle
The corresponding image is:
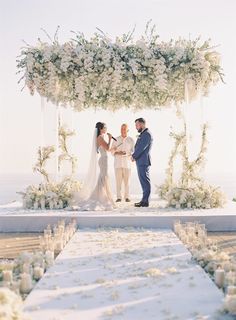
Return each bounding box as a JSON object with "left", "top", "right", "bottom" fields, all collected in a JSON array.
[{"left": 24, "top": 228, "right": 226, "bottom": 320}]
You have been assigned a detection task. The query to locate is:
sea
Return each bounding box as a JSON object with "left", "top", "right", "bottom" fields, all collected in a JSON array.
[{"left": 0, "top": 172, "right": 235, "bottom": 205}]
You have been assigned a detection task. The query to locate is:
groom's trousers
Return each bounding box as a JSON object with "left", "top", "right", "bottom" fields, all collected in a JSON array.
[{"left": 136, "top": 165, "right": 151, "bottom": 203}]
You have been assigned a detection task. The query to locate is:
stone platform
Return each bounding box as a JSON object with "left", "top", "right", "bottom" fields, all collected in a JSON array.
[{"left": 1, "top": 197, "right": 236, "bottom": 232}]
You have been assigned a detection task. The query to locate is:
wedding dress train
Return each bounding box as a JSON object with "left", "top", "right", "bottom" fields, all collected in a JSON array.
[
  {"left": 79, "top": 146, "right": 115, "bottom": 211},
  {"left": 72, "top": 130, "right": 115, "bottom": 211}
]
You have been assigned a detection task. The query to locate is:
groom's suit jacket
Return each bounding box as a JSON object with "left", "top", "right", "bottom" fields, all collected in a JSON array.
[{"left": 132, "top": 128, "right": 153, "bottom": 166}]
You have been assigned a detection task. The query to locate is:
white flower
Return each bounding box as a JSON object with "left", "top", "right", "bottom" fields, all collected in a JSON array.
[
  {"left": 17, "top": 28, "right": 222, "bottom": 111},
  {"left": 0, "top": 288, "right": 28, "bottom": 320},
  {"left": 224, "top": 294, "right": 236, "bottom": 315},
  {"left": 143, "top": 268, "right": 164, "bottom": 278}
]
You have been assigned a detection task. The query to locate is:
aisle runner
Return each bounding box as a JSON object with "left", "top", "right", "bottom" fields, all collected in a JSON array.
[{"left": 24, "top": 229, "right": 224, "bottom": 319}]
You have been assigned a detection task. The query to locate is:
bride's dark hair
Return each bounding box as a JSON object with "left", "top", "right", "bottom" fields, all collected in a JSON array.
[{"left": 95, "top": 122, "right": 106, "bottom": 137}]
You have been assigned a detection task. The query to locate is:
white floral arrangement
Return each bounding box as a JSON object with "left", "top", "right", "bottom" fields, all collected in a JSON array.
[
  {"left": 19, "top": 178, "right": 81, "bottom": 210},
  {"left": 166, "top": 183, "right": 226, "bottom": 209},
  {"left": 0, "top": 288, "right": 30, "bottom": 320},
  {"left": 158, "top": 122, "right": 226, "bottom": 209},
  {"left": 174, "top": 221, "right": 236, "bottom": 316},
  {"left": 16, "top": 23, "right": 223, "bottom": 111}
]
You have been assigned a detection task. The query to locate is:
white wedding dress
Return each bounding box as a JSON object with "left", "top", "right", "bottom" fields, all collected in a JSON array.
[{"left": 72, "top": 130, "right": 115, "bottom": 211}]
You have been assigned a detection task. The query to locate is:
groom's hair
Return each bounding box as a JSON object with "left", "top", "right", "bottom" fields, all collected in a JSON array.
[{"left": 135, "top": 118, "right": 146, "bottom": 124}]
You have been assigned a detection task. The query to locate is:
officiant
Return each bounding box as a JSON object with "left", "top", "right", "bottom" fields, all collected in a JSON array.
[{"left": 111, "top": 124, "right": 134, "bottom": 202}]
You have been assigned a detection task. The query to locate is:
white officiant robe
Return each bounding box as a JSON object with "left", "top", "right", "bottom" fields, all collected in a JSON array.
[
  {"left": 111, "top": 136, "right": 134, "bottom": 199},
  {"left": 111, "top": 136, "right": 134, "bottom": 169}
]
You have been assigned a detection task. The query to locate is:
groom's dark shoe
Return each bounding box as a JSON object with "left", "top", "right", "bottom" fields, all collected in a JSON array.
[
  {"left": 141, "top": 202, "right": 149, "bottom": 207},
  {"left": 134, "top": 202, "right": 149, "bottom": 207},
  {"left": 116, "top": 199, "right": 122, "bottom": 202}
]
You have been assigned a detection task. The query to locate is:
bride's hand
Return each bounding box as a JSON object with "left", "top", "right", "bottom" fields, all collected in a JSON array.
[{"left": 107, "top": 133, "right": 112, "bottom": 140}]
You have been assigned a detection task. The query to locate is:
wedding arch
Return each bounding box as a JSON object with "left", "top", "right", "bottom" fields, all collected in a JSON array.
[{"left": 17, "top": 24, "right": 226, "bottom": 210}]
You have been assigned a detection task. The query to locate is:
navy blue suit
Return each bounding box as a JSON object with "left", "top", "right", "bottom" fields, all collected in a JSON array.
[{"left": 132, "top": 128, "right": 153, "bottom": 203}]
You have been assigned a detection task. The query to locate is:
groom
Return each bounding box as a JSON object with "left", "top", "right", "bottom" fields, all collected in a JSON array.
[{"left": 131, "top": 118, "right": 153, "bottom": 207}]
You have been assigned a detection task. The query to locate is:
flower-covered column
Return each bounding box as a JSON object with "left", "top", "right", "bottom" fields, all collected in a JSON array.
[
  {"left": 55, "top": 105, "right": 60, "bottom": 181},
  {"left": 184, "top": 79, "right": 196, "bottom": 157},
  {"left": 40, "top": 97, "right": 45, "bottom": 183}
]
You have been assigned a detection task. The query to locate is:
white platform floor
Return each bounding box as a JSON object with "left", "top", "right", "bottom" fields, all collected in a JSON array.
[
  {"left": 1, "top": 197, "right": 236, "bottom": 232},
  {"left": 24, "top": 228, "right": 228, "bottom": 320}
]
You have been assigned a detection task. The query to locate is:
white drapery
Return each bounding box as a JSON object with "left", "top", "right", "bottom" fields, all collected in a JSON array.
[
  {"left": 40, "top": 96, "right": 45, "bottom": 183},
  {"left": 184, "top": 79, "right": 206, "bottom": 162},
  {"left": 40, "top": 98, "right": 61, "bottom": 181},
  {"left": 55, "top": 105, "right": 60, "bottom": 181}
]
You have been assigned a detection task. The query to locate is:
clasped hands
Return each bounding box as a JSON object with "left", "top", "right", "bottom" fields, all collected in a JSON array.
[{"left": 112, "top": 146, "right": 126, "bottom": 156}]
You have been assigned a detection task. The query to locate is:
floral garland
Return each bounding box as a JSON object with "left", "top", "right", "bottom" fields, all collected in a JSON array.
[
  {"left": 58, "top": 124, "right": 77, "bottom": 175},
  {"left": 174, "top": 221, "right": 236, "bottom": 316},
  {"left": 181, "top": 122, "right": 207, "bottom": 188},
  {"left": 17, "top": 23, "right": 223, "bottom": 111},
  {"left": 158, "top": 129, "right": 185, "bottom": 198},
  {"left": 158, "top": 120, "right": 226, "bottom": 209},
  {"left": 33, "top": 146, "right": 55, "bottom": 183}
]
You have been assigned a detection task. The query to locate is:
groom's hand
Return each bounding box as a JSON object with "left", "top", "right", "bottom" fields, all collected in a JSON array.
[{"left": 131, "top": 156, "right": 135, "bottom": 162}]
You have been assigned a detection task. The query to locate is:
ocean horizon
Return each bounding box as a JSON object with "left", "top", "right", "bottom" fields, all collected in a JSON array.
[{"left": 0, "top": 171, "right": 235, "bottom": 205}]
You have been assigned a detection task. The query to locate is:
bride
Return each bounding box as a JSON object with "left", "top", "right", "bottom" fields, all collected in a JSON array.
[{"left": 72, "top": 122, "right": 115, "bottom": 211}]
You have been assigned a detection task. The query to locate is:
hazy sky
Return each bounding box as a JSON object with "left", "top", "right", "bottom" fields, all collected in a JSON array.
[{"left": 0, "top": 0, "right": 236, "bottom": 176}]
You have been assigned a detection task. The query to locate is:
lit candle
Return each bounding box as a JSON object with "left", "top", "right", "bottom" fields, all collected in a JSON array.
[
  {"left": 20, "top": 273, "right": 32, "bottom": 294},
  {"left": 2, "top": 270, "right": 13, "bottom": 282},
  {"left": 215, "top": 269, "right": 225, "bottom": 288},
  {"left": 58, "top": 225, "right": 64, "bottom": 234},
  {"left": 45, "top": 250, "right": 54, "bottom": 261},
  {"left": 11, "top": 280, "right": 20, "bottom": 294},
  {"left": 22, "top": 263, "right": 31, "bottom": 274},
  {"left": 33, "top": 201, "right": 39, "bottom": 210},
  {"left": 40, "top": 198, "right": 46, "bottom": 210},
  {"left": 59, "top": 199, "right": 63, "bottom": 209},
  {"left": 53, "top": 199, "right": 58, "bottom": 209},
  {"left": 33, "top": 266, "right": 44, "bottom": 280},
  {"left": 227, "top": 286, "right": 236, "bottom": 295},
  {"left": 187, "top": 202, "right": 192, "bottom": 209},
  {"left": 23, "top": 198, "right": 27, "bottom": 209},
  {"left": 48, "top": 240, "right": 55, "bottom": 252},
  {"left": 55, "top": 240, "right": 63, "bottom": 254},
  {"left": 49, "top": 200, "right": 54, "bottom": 209},
  {"left": 225, "top": 271, "right": 236, "bottom": 286}
]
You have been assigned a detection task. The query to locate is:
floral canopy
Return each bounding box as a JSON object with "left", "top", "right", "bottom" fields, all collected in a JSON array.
[{"left": 17, "top": 25, "right": 223, "bottom": 111}]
